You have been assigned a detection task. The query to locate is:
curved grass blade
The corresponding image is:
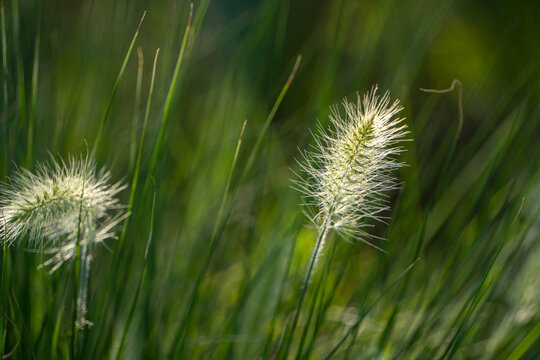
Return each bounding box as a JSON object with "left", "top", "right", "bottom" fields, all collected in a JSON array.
[
  {"left": 147, "top": 4, "right": 193, "bottom": 178},
  {"left": 169, "top": 119, "right": 247, "bottom": 358},
  {"left": 325, "top": 258, "right": 420, "bottom": 359},
  {"left": 26, "top": 6, "right": 40, "bottom": 167},
  {"left": 116, "top": 180, "right": 157, "bottom": 359},
  {"left": 91, "top": 11, "right": 146, "bottom": 157}
]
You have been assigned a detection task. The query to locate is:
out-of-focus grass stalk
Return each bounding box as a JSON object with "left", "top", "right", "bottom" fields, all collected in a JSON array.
[
  {"left": 27, "top": 8, "right": 40, "bottom": 167},
  {"left": 439, "top": 193, "right": 522, "bottom": 359},
  {"left": 91, "top": 11, "right": 146, "bottom": 157},
  {"left": 72, "top": 149, "right": 89, "bottom": 359},
  {"left": 221, "top": 223, "right": 300, "bottom": 358},
  {"left": 118, "top": 49, "right": 159, "bottom": 255},
  {"left": 324, "top": 258, "right": 420, "bottom": 359},
  {"left": 116, "top": 181, "right": 156, "bottom": 360},
  {"left": 241, "top": 55, "right": 301, "bottom": 182},
  {"left": 93, "top": 49, "right": 159, "bottom": 359},
  {"left": 303, "top": 244, "right": 349, "bottom": 359},
  {"left": 1, "top": 217, "right": 7, "bottom": 356},
  {"left": 12, "top": 0, "right": 27, "bottom": 135},
  {"left": 0, "top": 1, "right": 7, "bottom": 352},
  {"left": 50, "top": 303, "right": 63, "bottom": 359},
  {"left": 129, "top": 48, "right": 144, "bottom": 172},
  {"left": 1, "top": 0, "right": 8, "bottom": 175},
  {"left": 170, "top": 55, "right": 301, "bottom": 359},
  {"left": 377, "top": 81, "right": 463, "bottom": 350},
  {"left": 507, "top": 321, "right": 540, "bottom": 360},
  {"left": 89, "top": 46, "right": 160, "bottom": 360},
  {"left": 170, "top": 119, "right": 247, "bottom": 358},
  {"left": 295, "top": 236, "right": 337, "bottom": 359},
  {"left": 279, "top": 218, "right": 330, "bottom": 359},
  {"left": 147, "top": 4, "right": 193, "bottom": 178},
  {"left": 261, "top": 236, "right": 295, "bottom": 359}
]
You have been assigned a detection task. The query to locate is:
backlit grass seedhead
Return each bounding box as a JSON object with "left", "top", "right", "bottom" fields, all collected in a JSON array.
[
  {"left": 0, "top": 157, "right": 125, "bottom": 271},
  {"left": 298, "top": 87, "right": 408, "bottom": 239}
]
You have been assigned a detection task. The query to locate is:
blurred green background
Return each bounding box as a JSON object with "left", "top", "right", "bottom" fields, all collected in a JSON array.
[{"left": 1, "top": 0, "right": 540, "bottom": 358}]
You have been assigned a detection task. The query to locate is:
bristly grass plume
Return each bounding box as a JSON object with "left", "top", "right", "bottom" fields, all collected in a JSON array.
[
  {"left": 0, "top": 157, "right": 125, "bottom": 265},
  {"left": 298, "top": 86, "right": 408, "bottom": 248},
  {"left": 0, "top": 156, "right": 125, "bottom": 328}
]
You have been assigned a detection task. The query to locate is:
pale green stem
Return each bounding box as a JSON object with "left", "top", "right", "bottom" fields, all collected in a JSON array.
[
  {"left": 76, "top": 242, "right": 93, "bottom": 330},
  {"left": 280, "top": 217, "right": 331, "bottom": 359}
]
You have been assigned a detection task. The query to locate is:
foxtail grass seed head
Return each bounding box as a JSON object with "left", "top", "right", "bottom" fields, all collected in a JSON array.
[
  {"left": 297, "top": 87, "right": 408, "bottom": 242},
  {"left": 0, "top": 156, "right": 126, "bottom": 271}
]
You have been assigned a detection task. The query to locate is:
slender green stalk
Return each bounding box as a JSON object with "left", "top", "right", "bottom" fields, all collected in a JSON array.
[
  {"left": 147, "top": 4, "right": 193, "bottom": 178},
  {"left": 91, "top": 11, "right": 146, "bottom": 157},
  {"left": 262, "top": 228, "right": 298, "bottom": 359},
  {"left": 169, "top": 55, "right": 301, "bottom": 359},
  {"left": 88, "top": 48, "right": 159, "bottom": 360},
  {"left": 118, "top": 48, "right": 159, "bottom": 255},
  {"left": 50, "top": 305, "right": 63, "bottom": 359},
  {"left": 377, "top": 81, "right": 463, "bottom": 349},
  {"left": 76, "top": 241, "right": 93, "bottom": 328},
  {"left": 0, "top": 8, "right": 8, "bottom": 347},
  {"left": 439, "top": 193, "right": 522, "bottom": 359},
  {"left": 116, "top": 182, "right": 156, "bottom": 360},
  {"left": 12, "top": 0, "right": 27, "bottom": 133},
  {"left": 303, "top": 247, "right": 349, "bottom": 359},
  {"left": 295, "top": 237, "right": 336, "bottom": 359},
  {"left": 71, "top": 148, "right": 89, "bottom": 359},
  {"left": 279, "top": 220, "right": 330, "bottom": 359},
  {"left": 114, "top": 48, "right": 159, "bottom": 356},
  {"left": 27, "top": 8, "right": 40, "bottom": 167},
  {"left": 169, "top": 119, "right": 247, "bottom": 358},
  {"left": 90, "top": 49, "right": 159, "bottom": 359},
  {"left": 507, "top": 320, "right": 540, "bottom": 360},
  {"left": 1, "top": 0, "right": 9, "bottom": 175},
  {"left": 241, "top": 55, "right": 301, "bottom": 183},
  {"left": 1, "top": 215, "right": 8, "bottom": 355},
  {"left": 324, "top": 258, "right": 420, "bottom": 359},
  {"left": 129, "top": 48, "right": 144, "bottom": 172}
]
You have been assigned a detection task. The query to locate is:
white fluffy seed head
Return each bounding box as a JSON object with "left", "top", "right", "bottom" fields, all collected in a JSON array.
[
  {"left": 297, "top": 86, "right": 408, "bottom": 240},
  {"left": 0, "top": 157, "right": 126, "bottom": 270}
]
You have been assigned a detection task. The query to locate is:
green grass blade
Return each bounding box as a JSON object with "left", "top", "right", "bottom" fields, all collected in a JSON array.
[
  {"left": 72, "top": 146, "right": 89, "bottom": 358},
  {"left": 507, "top": 321, "right": 540, "bottom": 360},
  {"left": 91, "top": 11, "right": 146, "bottom": 157},
  {"left": 129, "top": 47, "right": 144, "bottom": 172},
  {"left": 279, "top": 221, "right": 330, "bottom": 359},
  {"left": 118, "top": 48, "right": 159, "bottom": 257},
  {"left": 27, "top": 8, "right": 40, "bottom": 167},
  {"left": 116, "top": 181, "right": 157, "bottom": 360},
  {"left": 169, "top": 118, "right": 247, "bottom": 359},
  {"left": 303, "top": 245, "right": 349, "bottom": 359},
  {"left": 262, "top": 227, "right": 298, "bottom": 359},
  {"left": 377, "top": 81, "right": 464, "bottom": 349},
  {"left": 12, "top": 0, "right": 27, "bottom": 137},
  {"left": 295, "top": 237, "right": 336, "bottom": 359},
  {"left": 325, "top": 258, "right": 420, "bottom": 359},
  {"left": 240, "top": 55, "right": 301, "bottom": 184},
  {"left": 90, "top": 48, "right": 159, "bottom": 359},
  {"left": 147, "top": 4, "right": 193, "bottom": 178},
  {"left": 1, "top": 0, "right": 9, "bottom": 175}
]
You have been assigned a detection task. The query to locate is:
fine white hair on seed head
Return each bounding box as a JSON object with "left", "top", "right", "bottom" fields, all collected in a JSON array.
[
  {"left": 0, "top": 156, "right": 126, "bottom": 271},
  {"left": 295, "top": 86, "right": 408, "bottom": 246}
]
